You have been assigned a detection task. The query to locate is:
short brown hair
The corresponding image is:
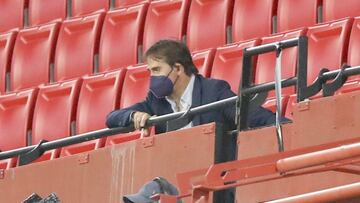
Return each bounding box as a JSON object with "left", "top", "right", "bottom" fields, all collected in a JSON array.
[{"left": 145, "top": 40, "right": 198, "bottom": 76}]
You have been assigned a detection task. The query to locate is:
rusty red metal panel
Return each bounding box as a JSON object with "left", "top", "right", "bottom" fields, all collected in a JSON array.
[{"left": 0, "top": 123, "right": 216, "bottom": 202}]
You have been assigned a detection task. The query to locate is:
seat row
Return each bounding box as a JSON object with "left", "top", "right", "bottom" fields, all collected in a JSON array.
[
  {"left": 0, "top": 0, "right": 149, "bottom": 32},
  {"left": 2, "top": 1, "right": 360, "bottom": 95},
  {"left": 2, "top": 0, "right": 360, "bottom": 50}
]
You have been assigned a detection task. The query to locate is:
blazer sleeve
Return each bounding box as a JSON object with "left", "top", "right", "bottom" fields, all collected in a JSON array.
[
  {"left": 216, "top": 81, "right": 279, "bottom": 128},
  {"left": 106, "top": 92, "right": 155, "bottom": 128}
]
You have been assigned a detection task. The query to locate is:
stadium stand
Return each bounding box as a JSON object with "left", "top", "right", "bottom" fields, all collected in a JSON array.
[
  {"left": 99, "top": 3, "right": 148, "bottom": 72},
  {"left": 3, "top": 1, "right": 360, "bottom": 202},
  {"left": 28, "top": 0, "right": 67, "bottom": 26},
  {"left": 54, "top": 12, "right": 105, "bottom": 81},
  {"left": 277, "top": 0, "right": 319, "bottom": 32},
  {"left": 191, "top": 48, "right": 216, "bottom": 78},
  {"left": 211, "top": 39, "right": 260, "bottom": 93},
  {"left": 0, "top": 0, "right": 26, "bottom": 32},
  {"left": 71, "top": 0, "right": 109, "bottom": 17},
  {"left": 0, "top": 31, "right": 17, "bottom": 94},
  {"left": 186, "top": 0, "right": 233, "bottom": 51},
  {"left": 323, "top": 0, "right": 360, "bottom": 22},
  {"left": 10, "top": 22, "right": 60, "bottom": 91},
  {"left": 232, "top": 0, "right": 276, "bottom": 42},
  {"left": 143, "top": 0, "right": 189, "bottom": 52}
]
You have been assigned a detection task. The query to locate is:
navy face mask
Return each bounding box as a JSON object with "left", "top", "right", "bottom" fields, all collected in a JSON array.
[{"left": 150, "top": 68, "right": 176, "bottom": 98}]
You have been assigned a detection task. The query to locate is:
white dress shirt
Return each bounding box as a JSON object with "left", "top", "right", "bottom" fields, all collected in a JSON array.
[{"left": 165, "top": 75, "right": 195, "bottom": 129}]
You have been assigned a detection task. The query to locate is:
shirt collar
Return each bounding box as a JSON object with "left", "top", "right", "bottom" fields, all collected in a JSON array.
[{"left": 166, "top": 74, "right": 195, "bottom": 112}]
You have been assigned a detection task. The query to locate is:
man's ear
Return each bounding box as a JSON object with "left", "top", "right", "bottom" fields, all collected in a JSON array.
[{"left": 174, "top": 63, "right": 184, "bottom": 75}]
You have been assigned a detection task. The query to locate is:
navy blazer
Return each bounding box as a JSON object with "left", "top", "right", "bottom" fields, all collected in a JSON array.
[{"left": 106, "top": 75, "right": 276, "bottom": 134}]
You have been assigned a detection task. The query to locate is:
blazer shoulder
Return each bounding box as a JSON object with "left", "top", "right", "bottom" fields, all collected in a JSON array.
[{"left": 197, "top": 75, "right": 231, "bottom": 90}]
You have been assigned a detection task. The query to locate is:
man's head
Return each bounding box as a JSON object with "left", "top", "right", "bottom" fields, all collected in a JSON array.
[
  {"left": 145, "top": 40, "right": 198, "bottom": 99},
  {"left": 145, "top": 40, "right": 198, "bottom": 76}
]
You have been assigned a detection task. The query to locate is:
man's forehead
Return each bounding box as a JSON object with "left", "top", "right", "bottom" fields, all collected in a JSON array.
[{"left": 146, "top": 57, "right": 168, "bottom": 68}]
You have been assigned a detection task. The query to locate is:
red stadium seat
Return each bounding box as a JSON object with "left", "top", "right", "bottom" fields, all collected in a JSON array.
[
  {"left": 232, "top": 0, "right": 276, "bottom": 42},
  {"left": 32, "top": 79, "right": 82, "bottom": 145},
  {"left": 0, "top": 0, "right": 26, "bottom": 32},
  {"left": 191, "top": 48, "right": 215, "bottom": 77},
  {"left": 143, "top": 0, "right": 189, "bottom": 52},
  {"left": 11, "top": 22, "right": 60, "bottom": 91},
  {"left": 54, "top": 13, "right": 105, "bottom": 81},
  {"left": 323, "top": 0, "right": 360, "bottom": 22},
  {"left": 28, "top": 0, "right": 67, "bottom": 26},
  {"left": 347, "top": 17, "right": 360, "bottom": 81},
  {"left": 31, "top": 79, "right": 81, "bottom": 162},
  {"left": 211, "top": 40, "right": 260, "bottom": 93},
  {"left": 72, "top": 0, "right": 109, "bottom": 17},
  {"left": 306, "top": 18, "right": 352, "bottom": 84},
  {"left": 115, "top": 0, "right": 150, "bottom": 8},
  {"left": 60, "top": 70, "right": 126, "bottom": 157},
  {"left": 76, "top": 70, "right": 126, "bottom": 133},
  {"left": 0, "top": 89, "right": 38, "bottom": 152},
  {"left": 187, "top": 0, "right": 232, "bottom": 51},
  {"left": 277, "top": 0, "right": 319, "bottom": 32},
  {"left": 120, "top": 64, "right": 150, "bottom": 108},
  {"left": 255, "top": 29, "right": 306, "bottom": 98},
  {"left": 99, "top": 4, "right": 148, "bottom": 72},
  {"left": 105, "top": 64, "right": 152, "bottom": 146},
  {"left": 0, "top": 31, "right": 17, "bottom": 94}
]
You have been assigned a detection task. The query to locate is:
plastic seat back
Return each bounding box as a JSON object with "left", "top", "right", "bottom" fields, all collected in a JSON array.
[
  {"left": 32, "top": 79, "right": 82, "bottom": 145},
  {"left": 232, "top": 0, "right": 275, "bottom": 42},
  {"left": 0, "top": 89, "right": 37, "bottom": 151},
  {"left": 187, "top": 0, "right": 232, "bottom": 51},
  {"left": 0, "top": 31, "right": 17, "bottom": 94},
  {"left": 28, "top": 0, "right": 67, "bottom": 26},
  {"left": 99, "top": 4, "right": 148, "bottom": 72},
  {"left": 306, "top": 18, "right": 352, "bottom": 84},
  {"left": 143, "top": 0, "right": 189, "bottom": 52},
  {"left": 115, "top": 0, "right": 151, "bottom": 8},
  {"left": 54, "top": 13, "right": 105, "bottom": 81},
  {"left": 11, "top": 22, "right": 60, "bottom": 91},
  {"left": 277, "top": 0, "right": 319, "bottom": 32},
  {"left": 76, "top": 70, "right": 126, "bottom": 134},
  {"left": 120, "top": 64, "right": 150, "bottom": 108},
  {"left": 323, "top": 0, "right": 360, "bottom": 22},
  {"left": 192, "top": 48, "right": 216, "bottom": 77},
  {"left": 0, "top": 0, "right": 26, "bottom": 32},
  {"left": 211, "top": 40, "right": 260, "bottom": 93},
  {"left": 72, "top": 0, "right": 109, "bottom": 17}
]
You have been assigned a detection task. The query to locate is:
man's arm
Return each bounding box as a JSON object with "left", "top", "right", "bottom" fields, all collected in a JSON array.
[
  {"left": 106, "top": 92, "right": 154, "bottom": 128},
  {"left": 216, "top": 81, "right": 279, "bottom": 128}
]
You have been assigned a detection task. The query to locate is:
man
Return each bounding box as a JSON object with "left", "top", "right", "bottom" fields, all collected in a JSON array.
[{"left": 106, "top": 40, "right": 277, "bottom": 134}]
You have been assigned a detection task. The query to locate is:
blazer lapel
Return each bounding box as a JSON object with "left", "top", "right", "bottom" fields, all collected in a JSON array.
[{"left": 191, "top": 75, "right": 202, "bottom": 126}]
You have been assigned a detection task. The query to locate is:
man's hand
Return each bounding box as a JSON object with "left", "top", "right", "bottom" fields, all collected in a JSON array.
[{"left": 132, "top": 111, "right": 151, "bottom": 131}]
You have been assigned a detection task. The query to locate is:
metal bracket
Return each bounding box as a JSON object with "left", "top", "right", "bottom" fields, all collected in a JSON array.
[
  {"left": 302, "top": 68, "right": 329, "bottom": 99},
  {"left": 322, "top": 65, "right": 350, "bottom": 97},
  {"left": 141, "top": 137, "right": 155, "bottom": 148},
  {"left": 18, "top": 140, "right": 47, "bottom": 166}
]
